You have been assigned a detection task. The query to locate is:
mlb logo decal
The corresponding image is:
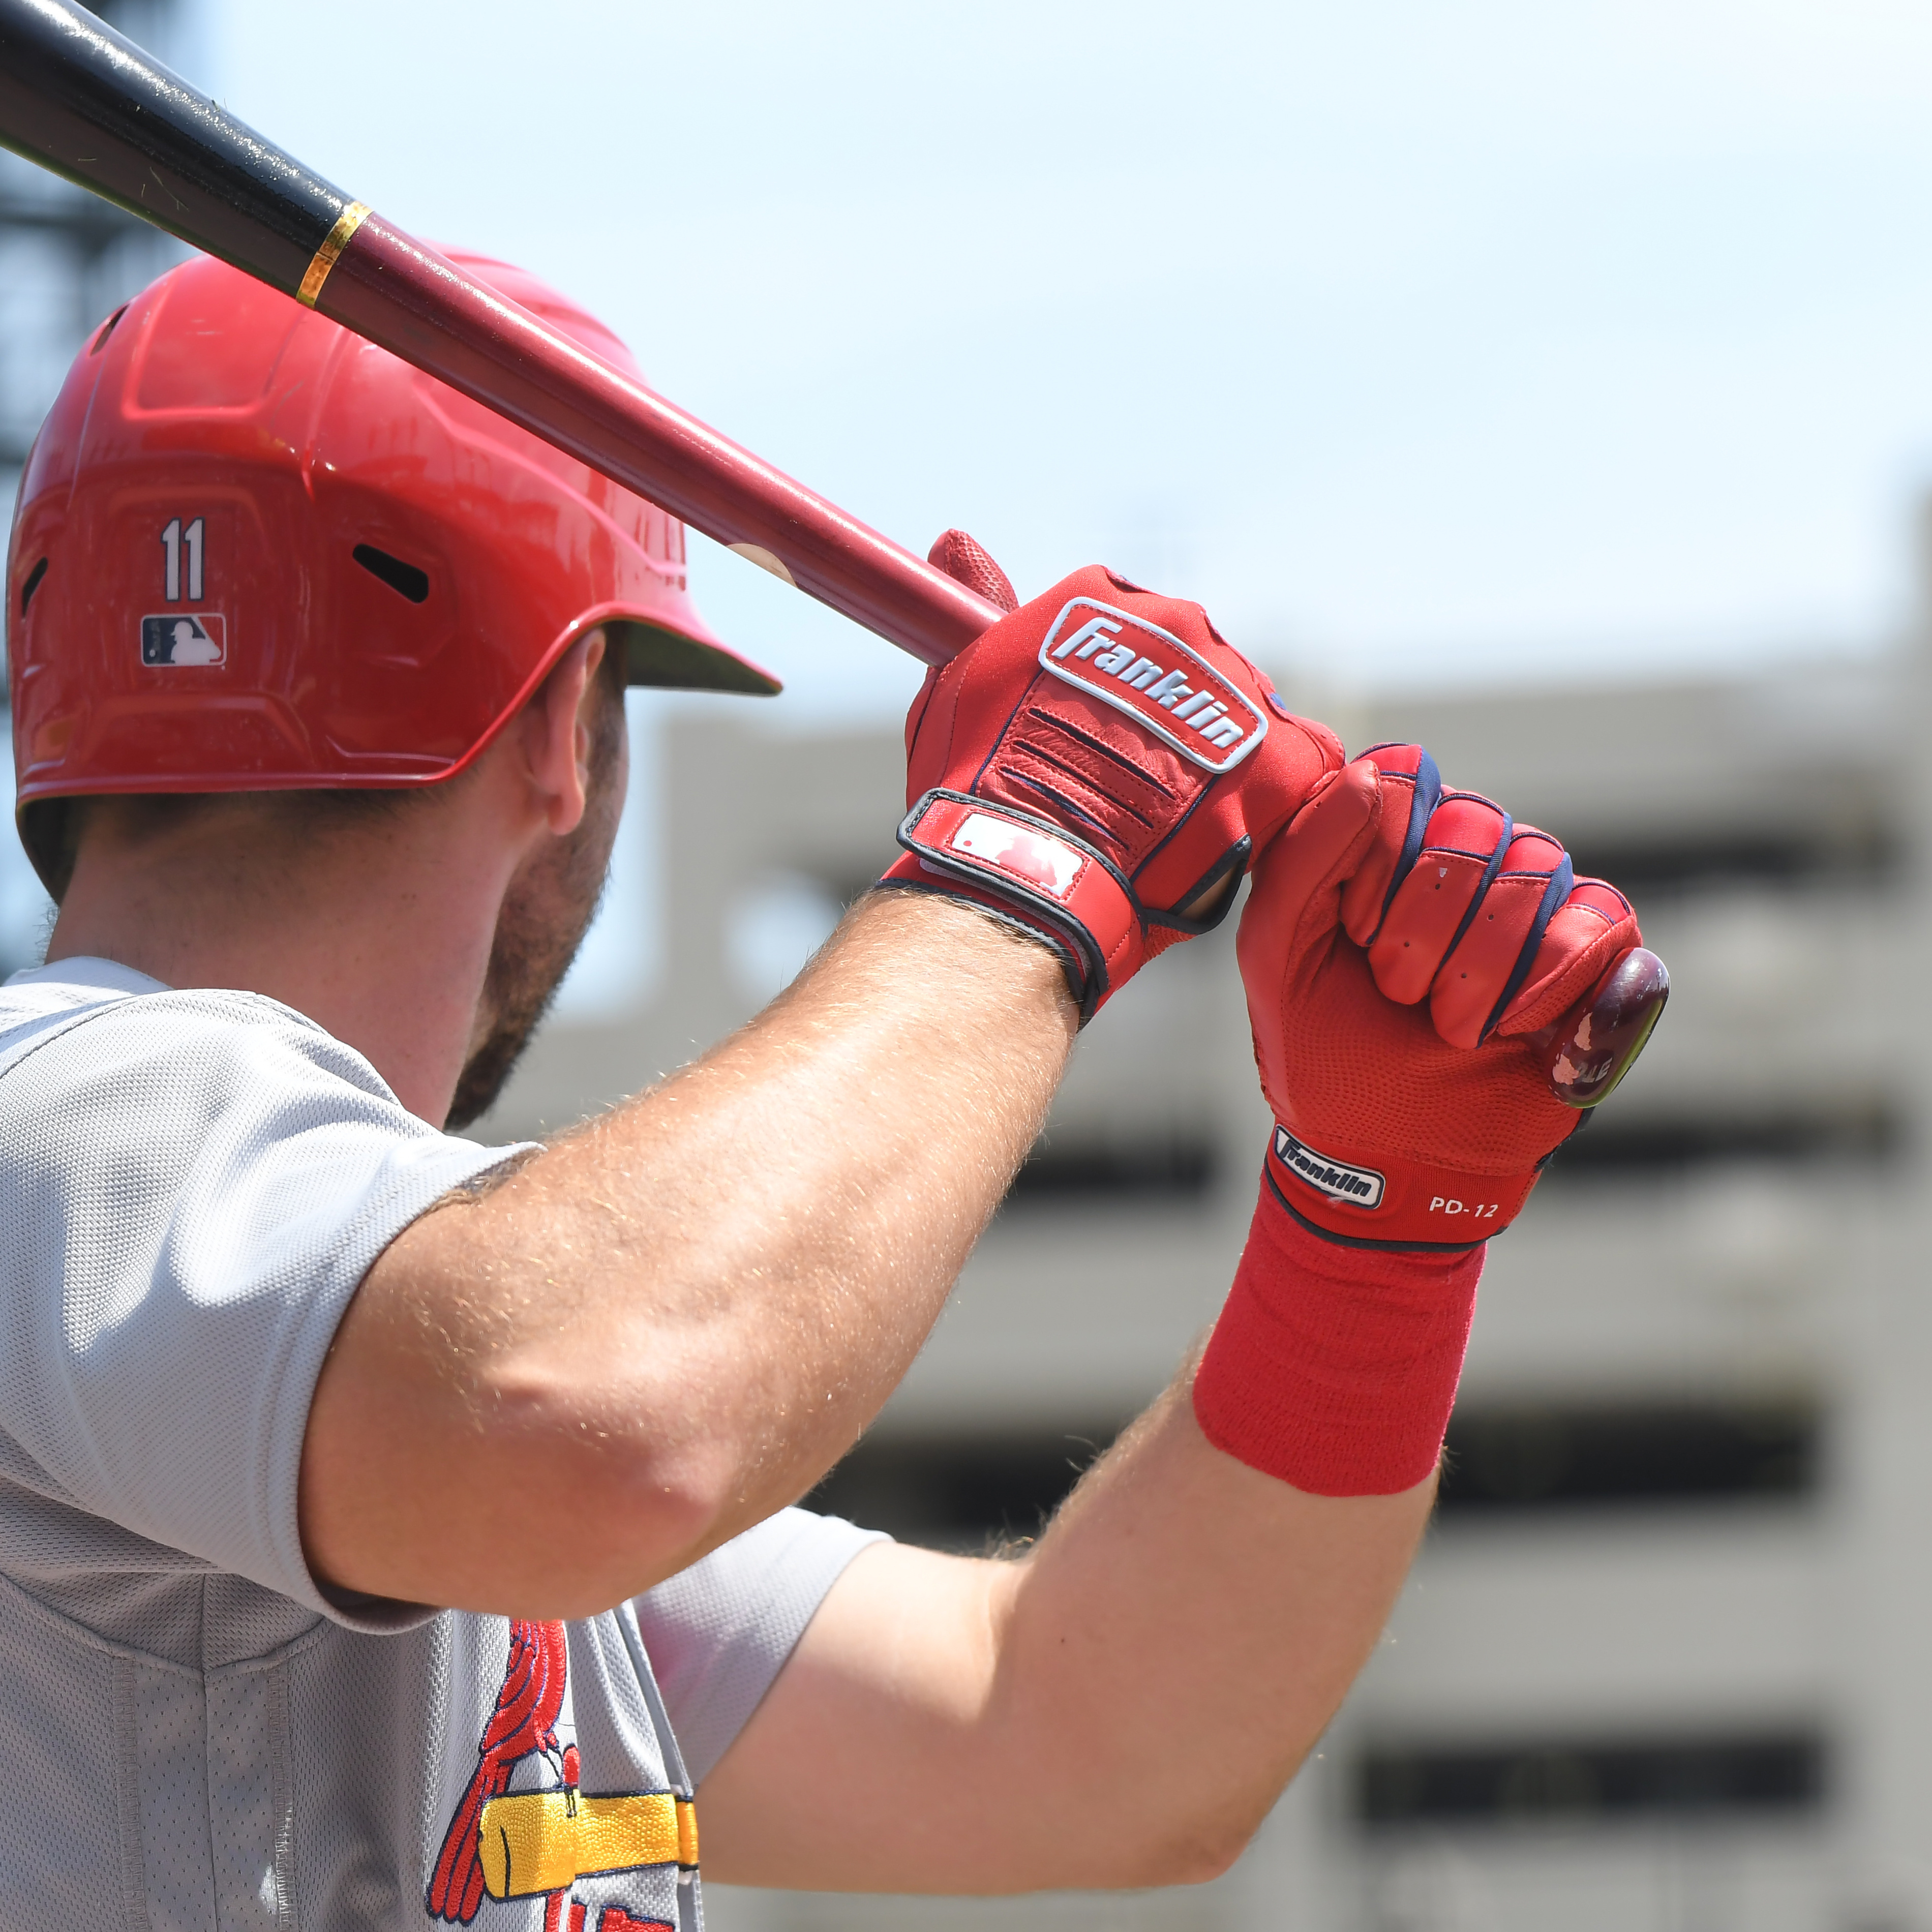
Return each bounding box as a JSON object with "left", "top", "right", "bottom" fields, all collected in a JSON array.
[
  {"left": 143, "top": 513, "right": 224, "bottom": 664},
  {"left": 949, "top": 811, "right": 1084, "bottom": 900},
  {"left": 141, "top": 613, "right": 226, "bottom": 666},
  {"left": 1037, "top": 598, "right": 1268, "bottom": 775}
]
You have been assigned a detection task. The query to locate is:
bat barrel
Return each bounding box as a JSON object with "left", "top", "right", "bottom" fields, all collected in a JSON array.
[{"left": 0, "top": 0, "right": 1002, "bottom": 666}]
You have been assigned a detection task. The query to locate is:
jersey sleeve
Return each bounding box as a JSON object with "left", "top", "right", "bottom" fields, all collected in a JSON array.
[
  {"left": 633, "top": 1507, "right": 888, "bottom": 1785},
  {"left": 0, "top": 987, "right": 529, "bottom": 1627}
]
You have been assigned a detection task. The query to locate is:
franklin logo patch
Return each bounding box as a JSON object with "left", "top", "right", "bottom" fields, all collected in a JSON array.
[
  {"left": 1271, "top": 1124, "right": 1385, "bottom": 1210},
  {"left": 1038, "top": 597, "right": 1268, "bottom": 775},
  {"left": 141, "top": 613, "right": 226, "bottom": 666},
  {"left": 949, "top": 811, "right": 1084, "bottom": 900}
]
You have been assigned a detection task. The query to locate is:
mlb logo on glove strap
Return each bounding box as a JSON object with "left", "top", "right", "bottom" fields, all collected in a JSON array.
[
  {"left": 950, "top": 812, "right": 1084, "bottom": 900},
  {"left": 1037, "top": 598, "right": 1269, "bottom": 775}
]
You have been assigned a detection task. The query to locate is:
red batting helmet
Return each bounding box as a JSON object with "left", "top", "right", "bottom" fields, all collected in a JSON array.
[{"left": 6, "top": 248, "right": 777, "bottom": 889}]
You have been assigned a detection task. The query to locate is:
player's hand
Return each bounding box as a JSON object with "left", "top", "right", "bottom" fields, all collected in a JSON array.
[
  {"left": 1239, "top": 743, "right": 1641, "bottom": 1248},
  {"left": 880, "top": 534, "right": 1343, "bottom": 1022}
]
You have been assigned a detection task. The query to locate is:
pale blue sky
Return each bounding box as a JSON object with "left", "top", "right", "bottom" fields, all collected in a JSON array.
[{"left": 197, "top": 0, "right": 1932, "bottom": 716}]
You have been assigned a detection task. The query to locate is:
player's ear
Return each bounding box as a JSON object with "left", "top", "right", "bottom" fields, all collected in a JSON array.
[{"left": 518, "top": 628, "right": 607, "bottom": 836}]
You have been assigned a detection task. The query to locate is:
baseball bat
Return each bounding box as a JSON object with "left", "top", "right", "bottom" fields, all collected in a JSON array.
[
  {"left": 0, "top": 0, "right": 1001, "bottom": 665},
  {"left": 0, "top": 0, "right": 1666, "bottom": 1106}
]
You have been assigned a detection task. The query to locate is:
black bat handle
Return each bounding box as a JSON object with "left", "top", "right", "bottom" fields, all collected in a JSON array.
[{"left": 0, "top": 0, "right": 352, "bottom": 295}]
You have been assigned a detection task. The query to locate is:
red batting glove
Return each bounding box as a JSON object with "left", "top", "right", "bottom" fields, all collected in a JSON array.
[
  {"left": 881, "top": 536, "right": 1343, "bottom": 1021},
  {"left": 1243, "top": 742, "right": 1640, "bottom": 1248},
  {"left": 1193, "top": 744, "right": 1642, "bottom": 1495}
]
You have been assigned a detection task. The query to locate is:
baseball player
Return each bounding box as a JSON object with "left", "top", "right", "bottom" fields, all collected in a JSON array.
[{"left": 0, "top": 250, "right": 1641, "bottom": 1927}]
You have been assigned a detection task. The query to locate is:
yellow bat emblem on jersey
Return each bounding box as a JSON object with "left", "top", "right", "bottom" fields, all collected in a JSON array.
[{"left": 478, "top": 1790, "right": 699, "bottom": 1900}]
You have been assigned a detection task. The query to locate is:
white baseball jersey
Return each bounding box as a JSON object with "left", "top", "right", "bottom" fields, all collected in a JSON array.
[{"left": 0, "top": 958, "right": 882, "bottom": 1931}]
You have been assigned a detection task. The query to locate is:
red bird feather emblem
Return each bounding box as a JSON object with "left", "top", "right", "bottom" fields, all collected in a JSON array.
[{"left": 427, "top": 1619, "right": 571, "bottom": 1925}]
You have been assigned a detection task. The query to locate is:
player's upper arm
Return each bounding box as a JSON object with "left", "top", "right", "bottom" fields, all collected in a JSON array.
[{"left": 692, "top": 1540, "right": 1025, "bottom": 1892}]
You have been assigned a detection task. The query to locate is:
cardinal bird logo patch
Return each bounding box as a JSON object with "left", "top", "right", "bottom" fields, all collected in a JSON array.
[
  {"left": 427, "top": 1619, "right": 692, "bottom": 1932},
  {"left": 1037, "top": 598, "right": 1267, "bottom": 774}
]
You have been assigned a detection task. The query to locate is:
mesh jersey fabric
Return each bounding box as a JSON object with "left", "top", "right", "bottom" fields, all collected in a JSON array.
[
  {"left": 0, "top": 960, "right": 884, "bottom": 1928},
  {"left": 636, "top": 1504, "right": 887, "bottom": 1786}
]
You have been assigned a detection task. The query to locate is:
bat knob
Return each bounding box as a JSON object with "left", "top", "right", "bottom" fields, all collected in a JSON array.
[{"left": 1536, "top": 947, "right": 1670, "bottom": 1108}]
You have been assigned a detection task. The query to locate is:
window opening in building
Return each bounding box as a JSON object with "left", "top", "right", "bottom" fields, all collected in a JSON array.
[
  {"left": 1438, "top": 1398, "right": 1819, "bottom": 1514},
  {"left": 1359, "top": 1732, "right": 1825, "bottom": 1829},
  {"left": 1570, "top": 824, "right": 1895, "bottom": 896},
  {"left": 809, "top": 1426, "right": 1127, "bottom": 1550},
  {"left": 1006, "top": 1135, "right": 1220, "bottom": 1205},
  {"left": 1545, "top": 1105, "right": 1898, "bottom": 1181}
]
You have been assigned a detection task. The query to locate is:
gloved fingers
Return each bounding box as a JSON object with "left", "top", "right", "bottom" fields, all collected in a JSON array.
[
  {"left": 1234, "top": 760, "right": 1379, "bottom": 991},
  {"left": 1427, "top": 828, "right": 1571, "bottom": 1049},
  {"left": 1491, "top": 877, "right": 1642, "bottom": 1036},
  {"left": 1320, "top": 742, "right": 1606, "bottom": 1050},
  {"left": 1337, "top": 744, "right": 1441, "bottom": 945},
  {"left": 928, "top": 527, "right": 1019, "bottom": 613},
  {"left": 904, "top": 529, "right": 1016, "bottom": 769},
  {"left": 1365, "top": 790, "right": 1514, "bottom": 1004}
]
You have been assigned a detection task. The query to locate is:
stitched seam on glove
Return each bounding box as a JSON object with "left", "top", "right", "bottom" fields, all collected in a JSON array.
[
  {"left": 1021, "top": 705, "right": 1182, "bottom": 796},
  {"left": 1143, "top": 837, "right": 1252, "bottom": 935},
  {"left": 1434, "top": 805, "right": 1515, "bottom": 967},
  {"left": 1362, "top": 748, "right": 1443, "bottom": 946},
  {"left": 963, "top": 679, "right": 1039, "bottom": 798},
  {"left": 1477, "top": 854, "right": 1575, "bottom": 1043},
  {"left": 1004, "top": 739, "right": 1162, "bottom": 829},
  {"left": 1132, "top": 781, "right": 1214, "bottom": 883}
]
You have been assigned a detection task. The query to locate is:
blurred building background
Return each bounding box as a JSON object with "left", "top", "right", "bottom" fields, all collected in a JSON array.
[
  {"left": 0, "top": 0, "right": 188, "bottom": 973},
  {"left": 461, "top": 592, "right": 1927, "bottom": 1932}
]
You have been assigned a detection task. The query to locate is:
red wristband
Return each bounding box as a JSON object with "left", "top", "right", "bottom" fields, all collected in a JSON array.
[{"left": 1192, "top": 1166, "right": 1483, "bottom": 1495}]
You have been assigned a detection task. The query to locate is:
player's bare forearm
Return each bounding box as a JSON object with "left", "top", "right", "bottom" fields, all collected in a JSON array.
[
  {"left": 300, "top": 889, "right": 1076, "bottom": 1618},
  {"left": 695, "top": 1371, "right": 1433, "bottom": 1892}
]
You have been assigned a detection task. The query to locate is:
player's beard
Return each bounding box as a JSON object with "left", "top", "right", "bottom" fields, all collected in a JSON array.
[{"left": 444, "top": 681, "right": 628, "bottom": 1132}]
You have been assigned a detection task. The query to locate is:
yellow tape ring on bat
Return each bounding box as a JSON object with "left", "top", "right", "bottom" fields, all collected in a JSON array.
[{"left": 297, "top": 201, "right": 372, "bottom": 308}]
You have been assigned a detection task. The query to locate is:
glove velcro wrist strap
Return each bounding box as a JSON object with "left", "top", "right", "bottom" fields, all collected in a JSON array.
[
  {"left": 889, "top": 790, "right": 1143, "bottom": 1022},
  {"left": 1259, "top": 1121, "right": 1539, "bottom": 1251},
  {"left": 1193, "top": 1170, "right": 1483, "bottom": 1496}
]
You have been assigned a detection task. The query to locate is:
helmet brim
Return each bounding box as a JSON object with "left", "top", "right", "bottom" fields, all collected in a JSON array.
[{"left": 608, "top": 616, "right": 781, "bottom": 697}]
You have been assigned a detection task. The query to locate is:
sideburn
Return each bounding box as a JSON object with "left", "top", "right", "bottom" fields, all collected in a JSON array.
[{"left": 445, "top": 662, "right": 628, "bottom": 1132}]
